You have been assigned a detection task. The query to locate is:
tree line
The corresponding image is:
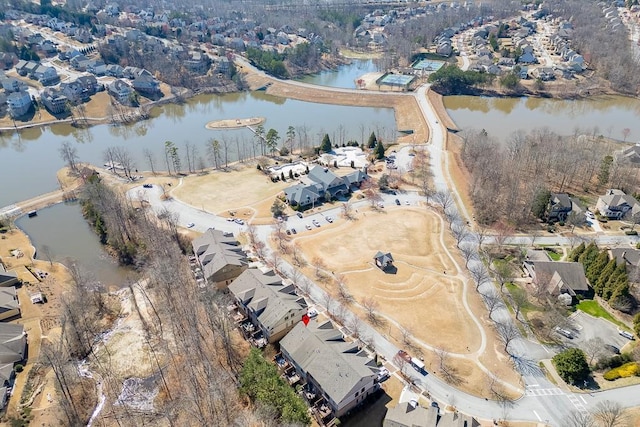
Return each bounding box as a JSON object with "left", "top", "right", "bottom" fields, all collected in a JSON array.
[
  {"left": 459, "top": 127, "right": 640, "bottom": 226},
  {"left": 568, "top": 242, "right": 635, "bottom": 313},
  {"left": 51, "top": 177, "right": 291, "bottom": 425}
]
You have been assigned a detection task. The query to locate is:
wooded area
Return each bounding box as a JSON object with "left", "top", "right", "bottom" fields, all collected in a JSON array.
[{"left": 459, "top": 128, "right": 639, "bottom": 226}]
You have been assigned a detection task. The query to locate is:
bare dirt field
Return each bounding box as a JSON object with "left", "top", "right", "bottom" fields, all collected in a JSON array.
[
  {"left": 289, "top": 206, "right": 522, "bottom": 398},
  {"left": 205, "top": 116, "right": 265, "bottom": 130},
  {"left": 171, "top": 164, "right": 288, "bottom": 217}
]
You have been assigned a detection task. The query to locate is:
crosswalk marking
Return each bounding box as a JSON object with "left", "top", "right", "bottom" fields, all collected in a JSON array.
[
  {"left": 525, "top": 388, "right": 564, "bottom": 396},
  {"left": 566, "top": 394, "right": 589, "bottom": 414}
]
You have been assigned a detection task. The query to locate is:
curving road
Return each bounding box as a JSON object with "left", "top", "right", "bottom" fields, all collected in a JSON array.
[{"left": 127, "top": 64, "right": 640, "bottom": 425}]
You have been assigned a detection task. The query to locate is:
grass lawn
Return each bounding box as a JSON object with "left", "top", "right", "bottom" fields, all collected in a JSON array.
[
  {"left": 545, "top": 249, "right": 562, "bottom": 261},
  {"left": 576, "top": 300, "right": 628, "bottom": 330},
  {"left": 505, "top": 282, "right": 540, "bottom": 319}
]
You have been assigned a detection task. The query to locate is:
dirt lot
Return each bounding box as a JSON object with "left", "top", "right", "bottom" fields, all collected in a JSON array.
[{"left": 291, "top": 207, "right": 522, "bottom": 398}]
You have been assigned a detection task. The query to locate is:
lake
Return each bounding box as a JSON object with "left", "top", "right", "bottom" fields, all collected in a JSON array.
[
  {"left": 0, "top": 89, "right": 396, "bottom": 207},
  {"left": 15, "top": 201, "right": 133, "bottom": 289},
  {"left": 444, "top": 95, "right": 640, "bottom": 143}
]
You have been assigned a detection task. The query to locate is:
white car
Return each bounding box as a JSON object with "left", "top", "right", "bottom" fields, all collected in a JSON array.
[
  {"left": 377, "top": 367, "right": 390, "bottom": 381},
  {"left": 234, "top": 218, "right": 245, "bottom": 225},
  {"left": 326, "top": 216, "right": 333, "bottom": 223},
  {"left": 307, "top": 307, "right": 318, "bottom": 318},
  {"left": 187, "top": 222, "right": 195, "bottom": 228}
]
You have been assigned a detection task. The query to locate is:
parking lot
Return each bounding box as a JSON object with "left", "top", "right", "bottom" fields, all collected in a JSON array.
[{"left": 559, "top": 311, "right": 630, "bottom": 354}]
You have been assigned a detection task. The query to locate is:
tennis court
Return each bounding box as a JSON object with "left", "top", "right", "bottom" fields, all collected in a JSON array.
[
  {"left": 378, "top": 73, "right": 416, "bottom": 87},
  {"left": 412, "top": 59, "right": 446, "bottom": 71}
]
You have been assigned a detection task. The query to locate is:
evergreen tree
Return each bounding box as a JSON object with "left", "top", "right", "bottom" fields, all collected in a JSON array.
[
  {"left": 374, "top": 139, "right": 385, "bottom": 160},
  {"left": 595, "top": 259, "right": 617, "bottom": 296},
  {"left": 609, "top": 281, "right": 630, "bottom": 307},
  {"left": 603, "top": 264, "right": 626, "bottom": 300},
  {"left": 586, "top": 251, "right": 609, "bottom": 284},
  {"left": 532, "top": 188, "right": 551, "bottom": 220},
  {"left": 578, "top": 243, "right": 599, "bottom": 270},
  {"left": 367, "top": 131, "right": 377, "bottom": 149},
  {"left": 320, "top": 134, "right": 332, "bottom": 153},
  {"left": 568, "top": 242, "right": 586, "bottom": 262}
]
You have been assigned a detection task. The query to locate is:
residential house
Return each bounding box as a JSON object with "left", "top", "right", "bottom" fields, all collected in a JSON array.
[
  {"left": 374, "top": 251, "right": 394, "bottom": 270},
  {"left": 596, "top": 189, "right": 640, "bottom": 220},
  {"left": 228, "top": 268, "right": 307, "bottom": 343},
  {"left": 0, "top": 263, "right": 18, "bottom": 288},
  {"left": 0, "top": 323, "right": 26, "bottom": 364},
  {"left": 384, "top": 400, "right": 479, "bottom": 427},
  {"left": 106, "top": 64, "right": 124, "bottom": 78},
  {"left": 523, "top": 260, "right": 590, "bottom": 298},
  {"left": 15, "top": 60, "right": 38, "bottom": 77},
  {"left": 40, "top": 88, "right": 69, "bottom": 114},
  {"left": 132, "top": 73, "right": 161, "bottom": 95},
  {"left": 7, "top": 90, "right": 32, "bottom": 118},
  {"left": 1, "top": 77, "right": 26, "bottom": 93},
  {"left": 534, "top": 67, "right": 555, "bottom": 81},
  {"left": 0, "top": 362, "right": 15, "bottom": 409},
  {"left": 279, "top": 319, "right": 379, "bottom": 419},
  {"left": 610, "top": 248, "right": 640, "bottom": 269},
  {"left": 548, "top": 193, "right": 572, "bottom": 221},
  {"left": 77, "top": 75, "right": 99, "bottom": 96},
  {"left": 0, "top": 287, "right": 20, "bottom": 321},
  {"left": 0, "top": 52, "right": 18, "bottom": 70},
  {"left": 618, "top": 145, "right": 640, "bottom": 165},
  {"left": 518, "top": 51, "right": 537, "bottom": 64},
  {"left": 283, "top": 166, "right": 367, "bottom": 208},
  {"left": 192, "top": 228, "right": 249, "bottom": 288},
  {"left": 32, "top": 65, "right": 59, "bottom": 85},
  {"left": 60, "top": 80, "right": 86, "bottom": 103},
  {"left": 107, "top": 79, "right": 134, "bottom": 105}
]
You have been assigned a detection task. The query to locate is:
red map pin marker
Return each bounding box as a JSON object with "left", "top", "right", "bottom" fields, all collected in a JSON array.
[{"left": 302, "top": 314, "right": 310, "bottom": 326}]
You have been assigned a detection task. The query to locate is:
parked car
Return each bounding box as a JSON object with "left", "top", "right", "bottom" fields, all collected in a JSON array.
[
  {"left": 297, "top": 212, "right": 303, "bottom": 218},
  {"left": 619, "top": 330, "right": 635, "bottom": 340},
  {"left": 313, "top": 220, "right": 321, "bottom": 227},
  {"left": 291, "top": 228, "right": 297, "bottom": 234},
  {"left": 234, "top": 218, "right": 245, "bottom": 225},
  {"left": 586, "top": 211, "right": 595, "bottom": 220},
  {"left": 307, "top": 307, "right": 318, "bottom": 318},
  {"left": 605, "top": 344, "right": 620, "bottom": 354},
  {"left": 305, "top": 224, "right": 312, "bottom": 230},
  {"left": 377, "top": 367, "right": 390, "bottom": 382},
  {"left": 186, "top": 222, "right": 195, "bottom": 228},
  {"left": 143, "top": 183, "right": 153, "bottom": 188},
  {"left": 554, "top": 327, "right": 573, "bottom": 339},
  {"left": 326, "top": 216, "right": 333, "bottom": 223},
  {"left": 286, "top": 229, "right": 291, "bottom": 235},
  {"left": 405, "top": 200, "right": 410, "bottom": 205},
  {"left": 395, "top": 199, "right": 401, "bottom": 205}
]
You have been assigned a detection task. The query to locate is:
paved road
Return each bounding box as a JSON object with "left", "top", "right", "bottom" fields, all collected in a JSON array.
[{"left": 126, "top": 67, "right": 640, "bottom": 424}]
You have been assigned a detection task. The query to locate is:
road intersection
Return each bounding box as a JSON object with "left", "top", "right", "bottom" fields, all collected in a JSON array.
[{"left": 128, "top": 78, "right": 640, "bottom": 425}]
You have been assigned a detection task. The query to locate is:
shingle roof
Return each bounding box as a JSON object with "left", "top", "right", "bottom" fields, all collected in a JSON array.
[
  {"left": 0, "top": 323, "right": 25, "bottom": 364},
  {"left": 610, "top": 248, "right": 640, "bottom": 267},
  {"left": 280, "top": 319, "right": 377, "bottom": 408},
  {"left": 383, "top": 402, "right": 437, "bottom": 427},
  {"left": 0, "top": 287, "right": 19, "bottom": 314},
  {"left": 228, "top": 269, "right": 306, "bottom": 333},
  {"left": 529, "top": 261, "right": 589, "bottom": 294},
  {"left": 550, "top": 193, "right": 572, "bottom": 210},
  {"left": 192, "top": 229, "right": 247, "bottom": 280}
]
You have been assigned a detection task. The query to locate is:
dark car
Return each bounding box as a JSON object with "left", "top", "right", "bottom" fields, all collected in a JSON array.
[
  {"left": 395, "top": 199, "right": 401, "bottom": 205},
  {"left": 296, "top": 212, "right": 303, "bottom": 218},
  {"left": 605, "top": 344, "right": 620, "bottom": 354},
  {"left": 286, "top": 229, "right": 291, "bottom": 235},
  {"left": 143, "top": 183, "right": 153, "bottom": 188},
  {"left": 291, "top": 228, "right": 297, "bottom": 234}
]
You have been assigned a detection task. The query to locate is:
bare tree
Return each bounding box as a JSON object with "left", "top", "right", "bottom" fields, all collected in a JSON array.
[
  {"left": 291, "top": 242, "right": 305, "bottom": 267},
  {"left": 59, "top": 141, "right": 80, "bottom": 174},
  {"left": 400, "top": 326, "right": 414, "bottom": 348},
  {"left": 495, "top": 320, "right": 519, "bottom": 355},
  {"left": 460, "top": 244, "right": 477, "bottom": 268},
  {"left": 469, "top": 263, "right": 490, "bottom": 291},
  {"left": 483, "top": 290, "right": 504, "bottom": 320},
  {"left": 341, "top": 201, "right": 355, "bottom": 220},
  {"left": 320, "top": 292, "right": 334, "bottom": 314},
  {"left": 393, "top": 352, "right": 409, "bottom": 377},
  {"left": 510, "top": 287, "right": 529, "bottom": 322},
  {"left": 493, "top": 261, "right": 513, "bottom": 293},
  {"left": 41, "top": 244, "right": 54, "bottom": 266},
  {"left": 336, "top": 275, "right": 353, "bottom": 304},
  {"left": 311, "top": 256, "right": 327, "bottom": 279},
  {"left": 563, "top": 411, "right": 595, "bottom": 427},
  {"left": 451, "top": 222, "right": 469, "bottom": 248},
  {"left": 362, "top": 296, "right": 381, "bottom": 324},
  {"left": 583, "top": 337, "right": 605, "bottom": 366},
  {"left": 347, "top": 315, "right": 364, "bottom": 340},
  {"left": 142, "top": 148, "right": 156, "bottom": 175},
  {"left": 433, "top": 190, "right": 455, "bottom": 212},
  {"left": 592, "top": 400, "right": 627, "bottom": 427}
]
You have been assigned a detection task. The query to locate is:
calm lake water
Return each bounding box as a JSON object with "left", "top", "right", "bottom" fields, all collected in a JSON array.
[
  {"left": 15, "top": 201, "right": 132, "bottom": 289},
  {"left": 444, "top": 95, "right": 640, "bottom": 142},
  {"left": 298, "top": 59, "right": 379, "bottom": 88},
  {"left": 0, "top": 90, "right": 396, "bottom": 207}
]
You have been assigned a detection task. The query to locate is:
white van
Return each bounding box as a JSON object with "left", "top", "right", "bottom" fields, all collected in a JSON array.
[
  {"left": 554, "top": 327, "right": 573, "bottom": 339},
  {"left": 411, "top": 357, "right": 427, "bottom": 375},
  {"left": 619, "top": 330, "right": 635, "bottom": 340}
]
